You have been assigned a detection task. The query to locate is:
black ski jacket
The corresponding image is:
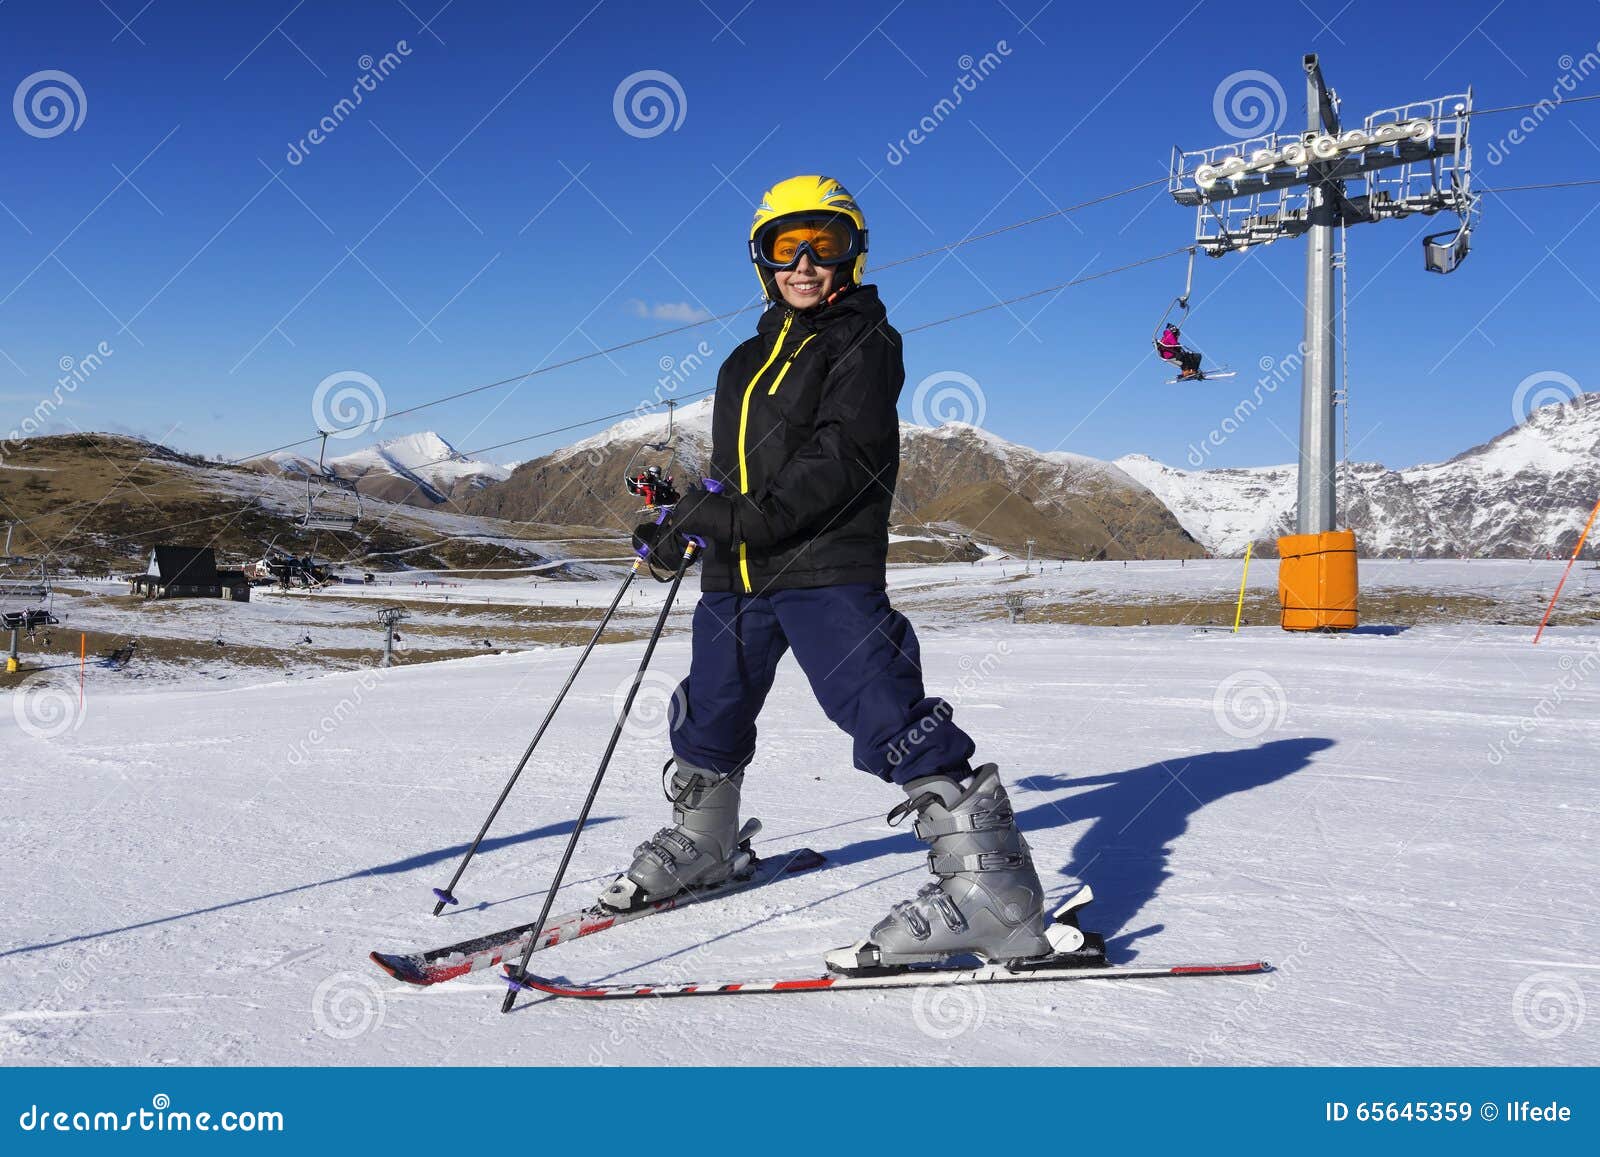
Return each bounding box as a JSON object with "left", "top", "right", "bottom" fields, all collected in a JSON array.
[{"left": 672, "top": 285, "right": 903, "bottom": 594}]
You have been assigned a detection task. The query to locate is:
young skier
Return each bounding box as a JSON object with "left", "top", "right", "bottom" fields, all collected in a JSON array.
[{"left": 607, "top": 175, "right": 1055, "bottom": 973}]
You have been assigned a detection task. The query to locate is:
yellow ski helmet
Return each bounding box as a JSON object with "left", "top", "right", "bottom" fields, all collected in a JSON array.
[{"left": 748, "top": 175, "right": 868, "bottom": 302}]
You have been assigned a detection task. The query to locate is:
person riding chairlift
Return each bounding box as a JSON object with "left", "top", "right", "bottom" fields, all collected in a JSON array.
[
  {"left": 1156, "top": 322, "right": 1203, "bottom": 380},
  {"left": 628, "top": 464, "right": 676, "bottom": 509}
]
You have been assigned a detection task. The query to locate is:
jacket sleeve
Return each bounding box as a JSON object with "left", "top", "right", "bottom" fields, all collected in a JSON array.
[{"left": 730, "top": 328, "right": 903, "bottom": 549}]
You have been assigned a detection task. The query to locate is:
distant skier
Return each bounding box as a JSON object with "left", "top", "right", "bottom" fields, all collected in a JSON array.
[
  {"left": 615, "top": 175, "right": 1059, "bottom": 974},
  {"left": 1156, "top": 322, "right": 1203, "bottom": 380}
]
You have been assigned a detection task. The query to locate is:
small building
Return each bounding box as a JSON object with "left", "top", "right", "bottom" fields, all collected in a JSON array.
[
  {"left": 217, "top": 569, "right": 251, "bottom": 602},
  {"left": 130, "top": 546, "right": 235, "bottom": 600}
]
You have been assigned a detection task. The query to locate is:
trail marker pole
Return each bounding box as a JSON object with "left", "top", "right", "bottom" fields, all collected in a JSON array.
[
  {"left": 1233, "top": 543, "right": 1254, "bottom": 633},
  {"left": 1534, "top": 494, "right": 1600, "bottom": 644}
]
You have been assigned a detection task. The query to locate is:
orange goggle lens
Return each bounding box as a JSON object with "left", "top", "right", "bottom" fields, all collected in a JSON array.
[{"left": 754, "top": 216, "right": 861, "bottom": 268}]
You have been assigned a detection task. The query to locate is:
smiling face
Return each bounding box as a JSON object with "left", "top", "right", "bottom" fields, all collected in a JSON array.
[{"left": 774, "top": 253, "right": 837, "bottom": 310}]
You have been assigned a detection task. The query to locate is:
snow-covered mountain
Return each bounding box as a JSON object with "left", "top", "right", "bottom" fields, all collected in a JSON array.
[
  {"left": 463, "top": 392, "right": 1597, "bottom": 559},
  {"left": 1118, "top": 394, "right": 1600, "bottom": 557},
  {"left": 246, "top": 431, "right": 510, "bottom": 508},
  {"left": 466, "top": 398, "right": 1203, "bottom": 559}
]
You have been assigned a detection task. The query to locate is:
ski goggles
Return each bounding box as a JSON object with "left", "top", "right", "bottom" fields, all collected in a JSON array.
[{"left": 749, "top": 213, "right": 865, "bottom": 270}]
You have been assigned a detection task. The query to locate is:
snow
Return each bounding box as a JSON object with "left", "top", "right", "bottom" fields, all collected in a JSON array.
[
  {"left": 3, "top": 560, "right": 1598, "bottom": 1065},
  {"left": 1116, "top": 395, "right": 1600, "bottom": 557},
  {"left": 557, "top": 398, "right": 714, "bottom": 462},
  {"left": 910, "top": 420, "right": 1128, "bottom": 478},
  {"left": 326, "top": 431, "right": 510, "bottom": 495},
  {"left": 261, "top": 449, "right": 320, "bottom": 476},
  {"left": 1115, "top": 454, "right": 1297, "bottom": 556}
]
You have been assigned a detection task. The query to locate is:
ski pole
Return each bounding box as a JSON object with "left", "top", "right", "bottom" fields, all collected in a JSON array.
[
  {"left": 430, "top": 562, "right": 640, "bottom": 914},
  {"left": 501, "top": 543, "right": 696, "bottom": 1013}
]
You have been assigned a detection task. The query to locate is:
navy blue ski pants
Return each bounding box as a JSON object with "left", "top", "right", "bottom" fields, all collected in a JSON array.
[{"left": 668, "top": 584, "right": 975, "bottom": 785}]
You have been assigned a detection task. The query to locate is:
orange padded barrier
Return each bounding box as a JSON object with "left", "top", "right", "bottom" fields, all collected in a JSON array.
[{"left": 1277, "top": 529, "right": 1358, "bottom": 631}]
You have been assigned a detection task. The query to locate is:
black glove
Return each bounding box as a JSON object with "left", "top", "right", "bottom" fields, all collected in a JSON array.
[
  {"left": 632, "top": 518, "right": 698, "bottom": 572},
  {"left": 669, "top": 485, "right": 739, "bottom": 548}
]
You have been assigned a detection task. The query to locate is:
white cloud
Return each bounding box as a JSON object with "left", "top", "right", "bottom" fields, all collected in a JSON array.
[{"left": 624, "top": 299, "right": 712, "bottom": 323}]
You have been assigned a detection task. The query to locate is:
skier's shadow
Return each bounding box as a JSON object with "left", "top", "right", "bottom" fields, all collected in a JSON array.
[
  {"left": 0, "top": 816, "right": 616, "bottom": 958},
  {"left": 1012, "top": 736, "right": 1333, "bottom": 959},
  {"left": 802, "top": 736, "right": 1330, "bottom": 960}
]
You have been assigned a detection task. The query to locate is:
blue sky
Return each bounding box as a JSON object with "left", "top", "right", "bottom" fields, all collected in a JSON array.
[{"left": 0, "top": 0, "right": 1594, "bottom": 472}]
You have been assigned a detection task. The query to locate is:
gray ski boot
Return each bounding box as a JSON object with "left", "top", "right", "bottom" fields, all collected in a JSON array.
[
  {"left": 598, "top": 760, "right": 759, "bottom": 912},
  {"left": 826, "top": 763, "right": 1078, "bottom": 974}
]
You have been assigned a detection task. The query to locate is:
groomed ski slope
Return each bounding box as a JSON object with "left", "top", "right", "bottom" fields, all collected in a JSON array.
[{"left": 3, "top": 569, "right": 1597, "bottom": 1065}]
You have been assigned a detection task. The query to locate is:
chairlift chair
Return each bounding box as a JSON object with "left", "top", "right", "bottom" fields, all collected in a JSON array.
[
  {"left": 301, "top": 430, "right": 363, "bottom": 532},
  {"left": 1152, "top": 250, "right": 1236, "bottom": 383},
  {"left": 1421, "top": 154, "right": 1478, "bottom": 275},
  {"left": 1422, "top": 219, "right": 1471, "bottom": 274},
  {"left": 0, "top": 557, "right": 49, "bottom": 609},
  {"left": 622, "top": 400, "right": 682, "bottom": 511}
]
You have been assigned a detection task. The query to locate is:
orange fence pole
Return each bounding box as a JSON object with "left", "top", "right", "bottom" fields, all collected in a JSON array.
[
  {"left": 80, "top": 633, "right": 86, "bottom": 706},
  {"left": 1534, "top": 494, "right": 1600, "bottom": 644}
]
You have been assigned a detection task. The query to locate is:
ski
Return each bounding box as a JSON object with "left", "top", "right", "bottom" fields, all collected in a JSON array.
[
  {"left": 371, "top": 845, "right": 826, "bottom": 987},
  {"left": 506, "top": 957, "right": 1269, "bottom": 1001}
]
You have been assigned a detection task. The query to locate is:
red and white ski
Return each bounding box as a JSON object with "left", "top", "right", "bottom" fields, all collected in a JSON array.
[
  {"left": 370, "top": 846, "right": 826, "bottom": 986},
  {"left": 505, "top": 957, "right": 1269, "bottom": 1001}
]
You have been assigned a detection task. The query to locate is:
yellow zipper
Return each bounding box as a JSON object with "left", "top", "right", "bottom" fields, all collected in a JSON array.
[
  {"left": 768, "top": 334, "right": 817, "bottom": 394},
  {"left": 737, "top": 314, "right": 795, "bottom": 592}
]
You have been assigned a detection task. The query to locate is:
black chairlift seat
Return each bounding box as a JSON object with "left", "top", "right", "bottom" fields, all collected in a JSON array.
[
  {"left": 0, "top": 581, "right": 49, "bottom": 602},
  {"left": 301, "top": 512, "right": 360, "bottom": 532},
  {"left": 300, "top": 430, "right": 364, "bottom": 531},
  {"left": 2, "top": 608, "right": 57, "bottom": 631}
]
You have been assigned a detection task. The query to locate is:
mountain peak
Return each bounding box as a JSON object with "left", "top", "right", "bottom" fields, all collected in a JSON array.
[{"left": 341, "top": 430, "right": 462, "bottom": 470}]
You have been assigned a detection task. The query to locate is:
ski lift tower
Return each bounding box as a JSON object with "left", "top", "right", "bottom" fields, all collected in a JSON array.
[
  {"left": 376, "top": 605, "right": 408, "bottom": 668},
  {"left": 1, "top": 563, "right": 51, "bottom": 674},
  {"left": 1169, "top": 54, "right": 1476, "bottom": 629}
]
